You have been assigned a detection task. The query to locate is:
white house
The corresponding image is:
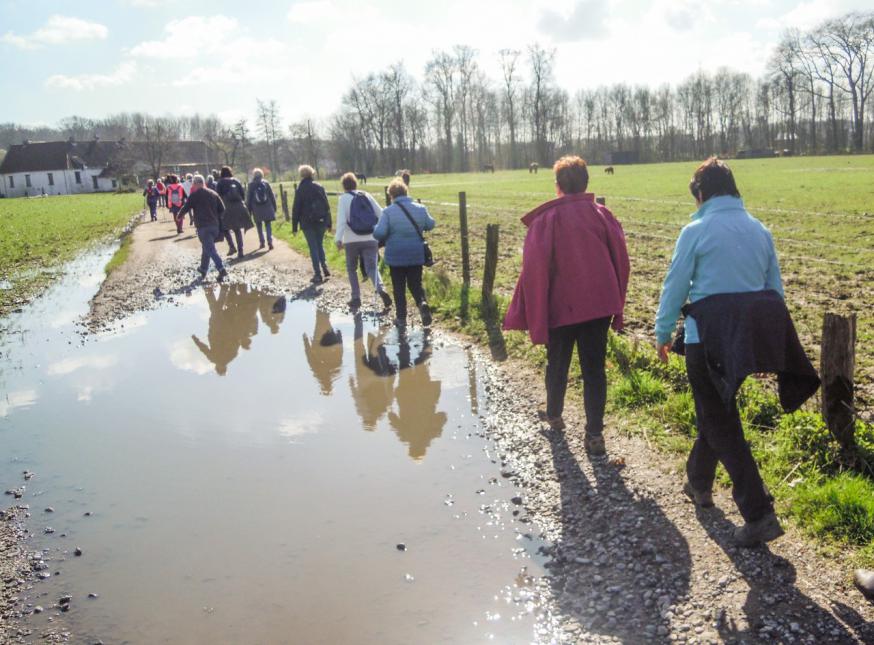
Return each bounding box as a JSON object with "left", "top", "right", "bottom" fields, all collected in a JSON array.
[{"left": 0, "top": 139, "right": 120, "bottom": 198}]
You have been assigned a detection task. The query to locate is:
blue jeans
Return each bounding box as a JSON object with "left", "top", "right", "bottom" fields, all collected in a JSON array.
[
  {"left": 302, "top": 225, "right": 327, "bottom": 276},
  {"left": 257, "top": 220, "right": 273, "bottom": 245},
  {"left": 197, "top": 225, "right": 224, "bottom": 273}
]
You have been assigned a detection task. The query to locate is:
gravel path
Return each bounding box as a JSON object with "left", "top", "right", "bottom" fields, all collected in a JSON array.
[{"left": 5, "top": 215, "right": 872, "bottom": 643}]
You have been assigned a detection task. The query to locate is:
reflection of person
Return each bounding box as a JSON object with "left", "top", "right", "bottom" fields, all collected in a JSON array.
[
  {"left": 302, "top": 310, "right": 343, "bottom": 395},
  {"left": 348, "top": 314, "right": 395, "bottom": 431},
  {"left": 386, "top": 331, "right": 447, "bottom": 461},
  {"left": 258, "top": 295, "right": 285, "bottom": 335},
  {"left": 191, "top": 284, "right": 263, "bottom": 375},
  {"left": 504, "top": 156, "right": 630, "bottom": 456},
  {"left": 655, "top": 158, "right": 816, "bottom": 548}
]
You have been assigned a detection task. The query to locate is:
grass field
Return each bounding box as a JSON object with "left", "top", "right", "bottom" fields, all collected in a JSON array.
[
  {"left": 277, "top": 155, "right": 874, "bottom": 563},
  {"left": 0, "top": 193, "right": 142, "bottom": 315}
]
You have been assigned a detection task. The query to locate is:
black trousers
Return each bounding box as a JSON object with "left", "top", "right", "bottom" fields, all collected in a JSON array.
[
  {"left": 686, "top": 343, "right": 773, "bottom": 523},
  {"left": 224, "top": 229, "right": 243, "bottom": 253},
  {"left": 389, "top": 265, "right": 425, "bottom": 319},
  {"left": 545, "top": 317, "right": 611, "bottom": 435}
]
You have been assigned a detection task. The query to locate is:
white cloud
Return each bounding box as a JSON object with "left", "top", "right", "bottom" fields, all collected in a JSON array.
[
  {"left": 277, "top": 411, "right": 324, "bottom": 442},
  {"left": 288, "top": 0, "right": 336, "bottom": 24},
  {"left": 46, "top": 354, "right": 118, "bottom": 376},
  {"left": 45, "top": 62, "right": 137, "bottom": 91},
  {"left": 169, "top": 338, "right": 214, "bottom": 375},
  {"left": 538, "top": 0, "right": 610, "bottom": 42},
  {"left": 1, "top": 15, "right": 108, "bottom": 49},
  {"left": 0, "top": 389, "right": 38, "bottom": 418},
  {"left": 126, "top": 0, "right": 172, "bottom": 6},
  {"left": 756, "top": 0, "right": 838, "bottom": 31},
  {"left": 129, "top": 15, "right": 237, "bottom": 59}
]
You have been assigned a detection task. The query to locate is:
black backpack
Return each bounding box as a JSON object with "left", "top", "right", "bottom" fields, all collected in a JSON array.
[
  {"left": 254, "top": 181, "right": 269, "bottom": 205},
  {"left": 302, "top": 185, "right": 329, "bottom": 226}
]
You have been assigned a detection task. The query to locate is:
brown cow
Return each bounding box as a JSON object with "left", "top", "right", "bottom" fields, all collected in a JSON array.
[
  {"left": 529, "top": 162, "right": 539, "bottom": 174},
  {"left": 604, "top": 166, "right": 614, "bottom": 175},
  {"left": 481, "top": 163, "right": 495, "bottom": 173}
]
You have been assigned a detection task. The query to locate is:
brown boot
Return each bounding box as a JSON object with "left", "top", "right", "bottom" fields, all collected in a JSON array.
[{"left": 733, "top": 512, "right": 784, "bottom": 547}]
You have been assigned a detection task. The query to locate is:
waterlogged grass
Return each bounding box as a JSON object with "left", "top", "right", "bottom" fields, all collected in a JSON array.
[
  {"left": 0, "top": 193, "right": 141, "bottom": 314},
  {"left": 274, "top": 158, "right": 874, "bottom": 563},
  {"left": 105, "top": 233, "right": 133, "bottom": 276}
]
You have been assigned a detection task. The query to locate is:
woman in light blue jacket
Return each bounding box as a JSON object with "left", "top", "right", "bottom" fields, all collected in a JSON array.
[{"left": 373, "top": 178, "right": 435, "bottom": 328}]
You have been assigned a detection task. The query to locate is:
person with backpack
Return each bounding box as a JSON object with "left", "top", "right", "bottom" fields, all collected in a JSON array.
[
  {"left": 143, "top": 179, "right": 160, "bottom": 222},
  {"left": 166, "top": 175, "right": 187, "bottom": 234},
  {"left": 372, "top": 178, "right": 435, "bottom": 328},
  {"left": 216, "top": 166, "right": 253, "bottom": 260},
  {"left": 156, "top": 177, "right": 167, "bottom": 209},
  {"left": 334, "top": 172, "right": 392, "bottom": 310},
  {"left": 246, "top": 168, "right": 277, "bottom": 251},
  {"left": 292, "top": 164, "right": 332, "bottom": 283}
]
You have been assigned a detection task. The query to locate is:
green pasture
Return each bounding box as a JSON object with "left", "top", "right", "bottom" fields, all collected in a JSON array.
[{"left": 0, "top": 192, "right": 142, "bottom": 315}]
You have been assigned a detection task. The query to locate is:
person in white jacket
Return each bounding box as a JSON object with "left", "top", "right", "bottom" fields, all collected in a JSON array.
[{"left": 335, "top": 172, "right": 393, "bottom": 310}]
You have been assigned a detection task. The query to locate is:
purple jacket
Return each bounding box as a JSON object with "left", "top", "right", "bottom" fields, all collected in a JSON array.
[{"left": 503, "top": 192, "right": 630, "bottom": 345}]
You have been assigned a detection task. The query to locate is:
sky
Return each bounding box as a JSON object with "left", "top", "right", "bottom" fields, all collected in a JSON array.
[{"left": 0, "top": 0, "right": 870, "bottom": 129}]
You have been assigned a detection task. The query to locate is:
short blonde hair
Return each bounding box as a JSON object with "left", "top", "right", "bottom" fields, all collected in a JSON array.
[
  {"left": 340, "top": 172, "right": 357, "bottom": 191},
  {"left": 387, "top": 178, "right": 408, "bottom": 199},
  {"left": 252, "top": 168, "right": 264, "bottom": 180},
  {"left": 298, "top": 165, "right": 315, "bottom": 180}
]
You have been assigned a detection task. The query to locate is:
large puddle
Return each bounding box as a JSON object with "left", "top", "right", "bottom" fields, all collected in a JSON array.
[{"left": 1, "top": 251, "right": 554, "bottom": 644}]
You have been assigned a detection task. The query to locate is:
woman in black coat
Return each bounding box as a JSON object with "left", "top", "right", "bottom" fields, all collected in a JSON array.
[{"left": 216, "top": 166, "right": 253, "bottom": 259}]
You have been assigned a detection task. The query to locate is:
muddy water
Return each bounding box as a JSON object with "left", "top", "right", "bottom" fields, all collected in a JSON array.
[{"left": 1, "top": 252, "right": 554, "bottom": 644}]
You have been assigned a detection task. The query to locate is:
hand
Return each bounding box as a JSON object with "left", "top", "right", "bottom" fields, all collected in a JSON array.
[
  {"left": 335, "top": 241, "right": 343, "bottom": 251},
  {"left": 657, "top": 342, "right": 672, "bottom": 364}
]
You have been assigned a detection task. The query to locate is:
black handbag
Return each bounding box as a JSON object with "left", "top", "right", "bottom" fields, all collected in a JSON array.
[{"left": 396, "top": 202, "right": 434, "bottom": 267}]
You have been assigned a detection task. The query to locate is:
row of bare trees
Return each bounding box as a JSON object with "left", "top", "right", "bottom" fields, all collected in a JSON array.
[{"left": 1, "top": 11, "right": 871, "bottom": 177}]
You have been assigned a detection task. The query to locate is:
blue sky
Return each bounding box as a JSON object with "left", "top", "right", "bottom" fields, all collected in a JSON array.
[{"left": 1, "top": 0, "right": 870, "bottom": 128}]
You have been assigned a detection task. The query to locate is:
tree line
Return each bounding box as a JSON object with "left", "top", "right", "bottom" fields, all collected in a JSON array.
[{"left": 1, "top": 11, "right": 871, "bottom": 177}]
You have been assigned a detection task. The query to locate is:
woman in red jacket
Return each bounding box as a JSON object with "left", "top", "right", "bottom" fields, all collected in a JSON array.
[
  {"left": 166, "top": 175, "right": 187, "bottom": 234},
  {"left": 504, "top": 156, "right": 630, "bottom": 455}
]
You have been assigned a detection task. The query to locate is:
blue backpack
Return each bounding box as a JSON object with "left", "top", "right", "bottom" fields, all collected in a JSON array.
[{"left": 347, "top": 191, "right": 378, "bottom": 234}]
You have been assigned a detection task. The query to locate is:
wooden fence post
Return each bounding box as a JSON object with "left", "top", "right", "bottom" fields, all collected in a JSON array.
[
  {"left": 280, "top": 184, "right": 290, "bottom": 222},
  {"left": 459, "top": 191, "right": 471, "bottom": 288},
  {"left": 596, "top": 196, "right": 606, "bottom": 205},
  {"left": 481, "top": 223, "right": 499, "bottom": 311},
  {"left": 821, "top": 312, "right": 857, "bottom": 452}
]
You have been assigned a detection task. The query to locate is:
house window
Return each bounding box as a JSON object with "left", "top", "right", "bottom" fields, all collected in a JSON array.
[
  {"left": 92, "top": 176, "right": 99, "bottom": 190},
  {"left": 25, "top": 174, "right": 31, "bottom": 188},
  {"left": 8, "top": 176, "right": 13, "bottom": 188},
  {"left": 75, "top": 171, "right": 81, "bottom": 184},
  {"left": 111, "top": 179, "right": 117, "bottom": 188},
  {"left": 48, "top": 173, "right": 54, "bottom": 186}
]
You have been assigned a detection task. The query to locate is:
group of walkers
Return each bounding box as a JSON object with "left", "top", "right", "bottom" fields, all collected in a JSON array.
[{"left": 502, "top": 154, "right": 820, "bottom": 548}]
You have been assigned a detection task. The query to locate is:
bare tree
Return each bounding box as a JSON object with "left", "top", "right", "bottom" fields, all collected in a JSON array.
[
  {"left": 426, "top": 50, "right": 457, "bottom": 171},
  {"left": 290, "top": 118, "right": 322, "bottom": 177},
  {"left": 528, "top": 43, "right": 556, "bottom": 165},
  {"left": 141, "top": 116, "right": 174, "bottom": 180},
  {"left": 499, "top": 48, "right": 522, "bottom": 168},
  {"left": 256, "top": 99, "right": 283, "bottom": 177}
]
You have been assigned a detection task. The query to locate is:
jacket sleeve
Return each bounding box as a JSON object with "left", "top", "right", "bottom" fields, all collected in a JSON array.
[
  {"left": 245, "top": 183, "right": 254, "bottom": 211},
  {"left": 291, "top": 187, "right": 301, "bottom": 232},
  {"left": 322, "top": 186, "right": 332, "bottom": 230},
  {"left": 604, "top": 211, "right": 630, "bottom": 331},
  {"left": 504, "top": 217, "right": 553, "bottom": 345},
  {"left": 422, "top": 207, "right": 436, "bottom": 232},
  {"left": 216, "top": 193, "right": 225, "bottom": 215},
  {"left": 334, "top": 195, "right": 347, "bottom": 243},
  {"left": 764, "top": 229, "right": 785, "bottom": 298},
  {"left": 269, "top": 183, "right": 277, "bottom": 211},
  {"left": 655, "top": 223, "right": 698, "bottom": 345},
  {"left": 178, "top": 192, "right": 192, "bottom": 218},
  {"left": 372, "top": 208, "right": 390, "bottom": 242}
]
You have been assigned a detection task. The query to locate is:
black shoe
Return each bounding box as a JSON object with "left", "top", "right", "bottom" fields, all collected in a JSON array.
[
  {"left": 259, "top": 242, "right": 266, "bottom": 249},
  {"left": 227, "top": 247, "right": 237, "bottom": 257},
  {"left": 268, "top": 242, "right": 274, "bottom": 251},
  {"left": 379, "top": 290, "right": 393, "bottom": 309},
  {"left": 197, "top": 268, "right": 206, "bottom": 280},
  {"left": 348, "top": 297, "right": 361, "bottom": 310},
  {"left": 419, "top": 302, "right": 433, "bottom": 326},
  {"left": 310, "top": 275, "right": 323, "bottom": 284},
  {"left": 217, "top": 269, "right": 228, "bottom": 283},
  {"left": 683, "top": 481, "right": 714, "bottom": 508},
  {"left": 321, "top": 264, "right": 330, "bottom": 278},
  {"left": 237, "top": 250, "right": 244, "bottom": 259}
]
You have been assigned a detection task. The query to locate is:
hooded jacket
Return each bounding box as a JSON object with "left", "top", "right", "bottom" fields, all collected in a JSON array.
[{"left": 503, "top": 192, "right": 630, "bottom": 345}]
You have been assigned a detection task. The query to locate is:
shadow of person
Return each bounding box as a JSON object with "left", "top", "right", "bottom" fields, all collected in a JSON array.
[
  {"left": 258, "top": 294, "right": 286, "bottom": 335},
  {"left": 302, "top": 309, "right": 343, "bottom": 395},
  {"left": 544, "top": 429, "right": 692, "bottom": 642},
  {"left": 832, "top": 600, "right": 874, "bottom": 642},
  {"left": 386, "top": 330, "right": 448, "bottom": 461},
  {"left": 191, "top": 285, "right": 241, "bottom": 376},
  {"left": 694, "top": 506, "right": 857, "bottom": 642},
  {"left": 348, "top": 313, "right": 395, "bottom": 431}
]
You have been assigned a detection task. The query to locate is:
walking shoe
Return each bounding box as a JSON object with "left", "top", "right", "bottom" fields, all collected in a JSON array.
[
  {"left": 197, "top": 268, "right": 206, "bottom": 281},
  {"left": 379, "top": 290, "right": 393, "bottom": 310},
  {"left": 394, "top": 317, "right": 407, "bottom": 329},
  {"left": 854, "top": 569, "right": 874, "bottom": 598},
  {"left": 419, "top": 302, "right": 433, "bottom": 326},
  {"left": 321, "top": 264, "right": 331, "bottom": 278},
  {"left": 348, "top": 297, "right": 361, "bottom": 310},
  {"left": 259, "top": 242, "right": 266, "bottom": 250},
  {"left": 732, "top": 512, "right": 785, "bottom": 547},
  {"left": 310, "top": 275, "right": 323, "bottom": 284},
  {"left": 227, "top": 247, "right": 237, "bottom": 257},
  {"left": 268, "top": 242, "right": 274, "bottom": 250},
  {"left": 237, "top": 250, "right": 245, "bottom": 260},
  {"left": 683, "top": 481, "right": 714, "bottom": 508},
  {"left": 583, "top": 434, "right": 607, "bottom": 456},
  {"left": 537, "top": 410, "right": 566, "bottom": 431},
  {"left": 217, "top": 269, "right": 228, "bottom": 283}
]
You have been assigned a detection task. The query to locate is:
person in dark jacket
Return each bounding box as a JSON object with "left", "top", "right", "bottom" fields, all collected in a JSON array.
[
  {"left": 372, "top": 178, "right": 435, "bottom": 328},
  {"left": 177, "top": 174, "right": 227, "bottom": 282},
  {"left": 143, "top": 179, "right": 160, "bottom": 222},
  {"left": 216, "top": 166, "right": 252, "bottom": 260},
  {"left": 655, "top": 157, "right": 787, "bottom": 547},
  {"left": 292, "top": 164, "right": 332, "bottom": 283},
  {"left": 246, "top": 168, "right": 276, "bottom": 251}
]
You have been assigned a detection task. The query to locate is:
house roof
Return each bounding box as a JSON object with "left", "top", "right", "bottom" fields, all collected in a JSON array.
[{"left": 0, "top": 140, "right": 124, "bottom": 174}]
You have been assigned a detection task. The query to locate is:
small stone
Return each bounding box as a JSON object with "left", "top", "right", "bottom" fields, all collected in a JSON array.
[
  {"left": 44, "top": 527, "right": 55, "bottom": 534},
  {"left": 87, "top": 593, "right": 99, "bottom": 599},
  {"left": 44, "top": 507, "right": 54, "bottom": 513},
  {"left": 33, "top": 605, "right": 44, "bottom": 614},
  {"left": 74, "top": 547, "right": 83, "bottom": 557},
  {"left": 511, "top": 496, "right": 523, "bottom": 505},
  {"left": 396, "top": 543, "right": 406, "bottom": 552},
  {"left": 59, "top": 595, "right": 72, "bottom": 605},
  {"left": 83, "top": 511, "right": 92, "bottom": 517}
]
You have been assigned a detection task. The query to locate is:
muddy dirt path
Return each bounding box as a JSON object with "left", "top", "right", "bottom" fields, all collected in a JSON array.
[{"left": 4, "top": 213, "right": 873, "bottom": 643}]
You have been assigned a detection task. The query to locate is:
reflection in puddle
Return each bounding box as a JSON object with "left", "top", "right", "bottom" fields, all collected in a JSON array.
[{"left": 1, "top": 274, "right": 552, "bottom": 644}]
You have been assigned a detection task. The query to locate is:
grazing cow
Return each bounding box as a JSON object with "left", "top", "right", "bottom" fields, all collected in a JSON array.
[
  {"left": 481, "top": 163, "right": 495, "bottom": 173},
  {"left": 355, "top": 173, "right": 367, "bottom": 184},
  {"left": 529, "top": 162, "right": 539, "bottom": 174},
  {"left": 604, "top": 166, "right": 614, "bottom": 175}
]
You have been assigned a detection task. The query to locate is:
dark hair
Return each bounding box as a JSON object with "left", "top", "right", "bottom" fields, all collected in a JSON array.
[
  {"left": 689, "top": 157, "right": 740, "bottom": 202},
  {"left": 220, "top": 166, "right": 232, "bottom": 178},
  {"left": 553, "top": 155, "right": 589, "bottom": 194},
  {"left": 340, "top": 172, "right": 357, "bottom": 191}
]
